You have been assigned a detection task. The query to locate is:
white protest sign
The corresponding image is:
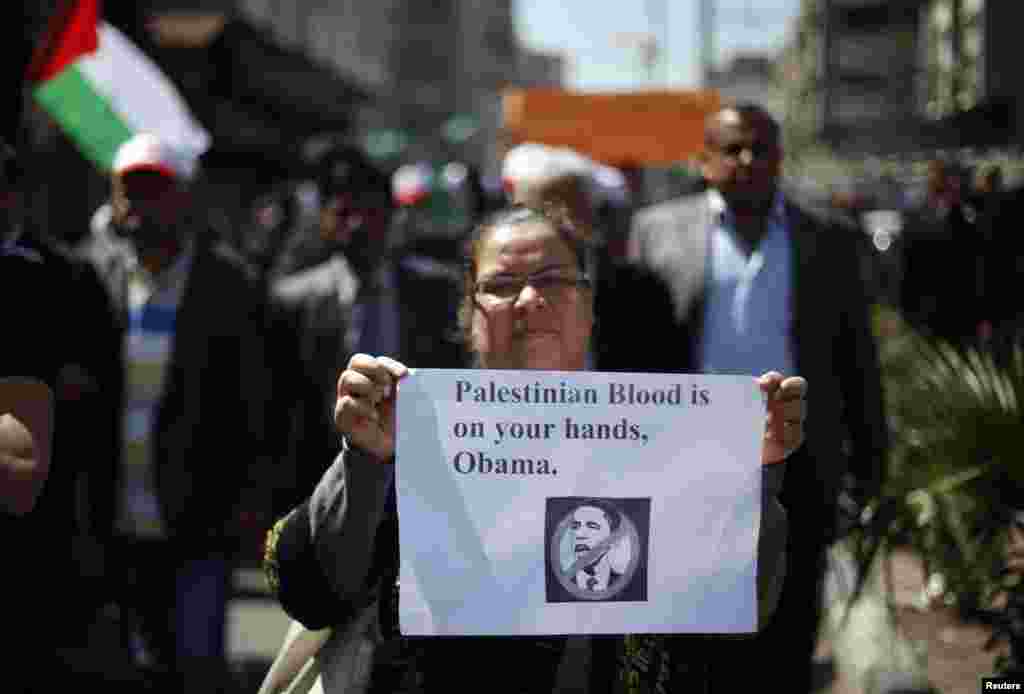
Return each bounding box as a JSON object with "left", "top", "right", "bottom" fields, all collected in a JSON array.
[{"left": 394, "top": 369, "right": 765, "bottom": 636}]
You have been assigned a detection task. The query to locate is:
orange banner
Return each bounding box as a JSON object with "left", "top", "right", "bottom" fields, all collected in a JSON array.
[{"left": 502, "top": 88, "right": 721, "bottom": 167}]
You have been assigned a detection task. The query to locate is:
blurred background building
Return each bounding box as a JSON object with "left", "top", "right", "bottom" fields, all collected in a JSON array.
[
  {"left": 781, "top": 0, "right": 1020, "bottom": 159},
  {"left": 706, "top": 52, "right": 785, "bottom": 122}
]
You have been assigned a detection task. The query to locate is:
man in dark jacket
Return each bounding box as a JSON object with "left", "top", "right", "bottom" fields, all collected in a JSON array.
[
  {"left": 264, "top": 144, "right": 467, "bottom": 692},
  {"left": 85, "top": 133, "right": 273, "bottom": 693},
  {"left": 628, "top": 103, "right": 888, "bottom": 692},
  {"left": 268, "top": 145, "right": 465, "bottom": 514}
]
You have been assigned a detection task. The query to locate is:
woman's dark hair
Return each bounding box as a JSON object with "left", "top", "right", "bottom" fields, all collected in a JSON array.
[{"left": 455, "top": 202, "right": 593, "bottom": 346}]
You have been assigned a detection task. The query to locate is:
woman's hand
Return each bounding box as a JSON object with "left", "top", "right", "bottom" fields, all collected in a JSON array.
[
  {"left": 333, "top": 354, "right": 408, "bottom": 462},
  {"left": 758, "top": 371, "right": 807, "bottom": 465}
]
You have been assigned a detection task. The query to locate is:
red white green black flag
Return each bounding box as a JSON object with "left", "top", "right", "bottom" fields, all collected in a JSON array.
[{"left": 27, "top": 0, "right": 210, "bottom": 176}]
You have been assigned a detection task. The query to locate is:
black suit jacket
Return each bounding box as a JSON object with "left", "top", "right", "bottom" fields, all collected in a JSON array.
[
  {"left": 89, "top": 238, "right": 273, "bottom": 551},
  {"left": 268, "top": 252, "right": 467, "bottom": 515},
  {"left": 627, "top": 193, "right": 889, "bottom": 536}
]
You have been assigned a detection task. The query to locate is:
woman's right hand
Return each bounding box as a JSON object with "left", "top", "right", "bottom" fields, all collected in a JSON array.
[{"left": 333, "top": 354, "right": 408, "bottom": 462}]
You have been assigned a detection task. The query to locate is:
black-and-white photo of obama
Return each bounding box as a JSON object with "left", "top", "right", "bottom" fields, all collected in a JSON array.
[
  {"left": 546, "top": 497, "right": 649, "bottom": 603},
  {"left": 569, "top": 502, "right": 628, "bottom": 593}
]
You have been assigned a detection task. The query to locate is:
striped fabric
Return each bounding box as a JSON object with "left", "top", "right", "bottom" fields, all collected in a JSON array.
[{"left": 117, "top": 251, "right": 191, "bottom": 538}]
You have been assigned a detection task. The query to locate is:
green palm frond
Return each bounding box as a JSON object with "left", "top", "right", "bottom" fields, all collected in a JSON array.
[{"left": 848, "top": 307, "right": 1024, "bottom": 618}]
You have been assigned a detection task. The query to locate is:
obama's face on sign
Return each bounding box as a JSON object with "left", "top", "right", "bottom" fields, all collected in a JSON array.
[
  {"left": 571, "top": 505, "right": 611, "bottom": 564},
  {"left": 547, "top": 496, "right": 648, "bottom": 603}
]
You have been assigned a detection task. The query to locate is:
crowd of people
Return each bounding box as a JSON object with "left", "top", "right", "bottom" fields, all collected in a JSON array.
[
  {"left": 4, "top": 96, "right": 1022, "bottom": 694},
  {"left": 897, "top": 157, "right": 1023, "bottom": 362},
  {"left": 818, "top": 155, "right": 1023, "bottom": 363}
]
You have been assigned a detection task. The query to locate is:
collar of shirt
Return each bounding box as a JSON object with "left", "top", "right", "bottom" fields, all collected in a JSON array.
[
  {"left": 127, "top": 238, "right": 195, "bottom": 308},
  {"left": 706, "top": 188, "right": 788, "bottom": 238},
  {"left": 699, "top": 188, "right": 795, "bottom": 376},
  {"left": 704, "top": 188, "right": 791, "bottom": 303}
]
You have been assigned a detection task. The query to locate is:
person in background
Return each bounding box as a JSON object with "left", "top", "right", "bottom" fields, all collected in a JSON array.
[
  {"left": 2, "top": 216, "right": 55, "bottom": 693},
  {"left": 268, "top": 144, "right": 466, "bottom": 516},
  {"left": 900, "top": 157, "right": 984, "bottom": 348},
  {"left": 1, "top": 133, "right": 140, "bottom": 691},
  {"left": 629, "top": 102, "right": 887, "bottom": 693},
  {"left": 9, "top": 213, "right": 128, "bottom": 687},
  {"left": 975, "top": 176, "right": 1024, "bottom": 366},
  {"left": 389, "top": 159, "right": 489, "bottom": 270},
  {"left": 1, "top": 374, "right": 54, "bottom": 693},
  {"left": 264, "top": 145, "right": 466, "bottom": 693},
  {"left": 1, "top": 139, "right": 56, "bottom": 521},
  {"left": 269, "top": 144, "right": 374, "bottom": 280},
  {"left": 241, "top": 180, "right": 299, "bottom": 282},
  {"left": 500, "top": 141, "right": 682, "bottom": 376},
  {"left": 93, "top": 132, "right": 273, "bottom": 693}
]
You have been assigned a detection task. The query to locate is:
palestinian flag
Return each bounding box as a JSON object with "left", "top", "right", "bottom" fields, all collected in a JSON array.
[{"left": 27, "top": 0, "right": 210, "bottom": 176}]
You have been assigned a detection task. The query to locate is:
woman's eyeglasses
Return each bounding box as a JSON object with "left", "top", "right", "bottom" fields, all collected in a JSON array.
[{"left": 474, "top": 271, "right": 590, "bottom": 306}]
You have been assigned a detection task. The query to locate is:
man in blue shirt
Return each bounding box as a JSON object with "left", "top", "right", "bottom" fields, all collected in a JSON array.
[{"left": 629, "top": 102, "right": 888, "bottom": 692}]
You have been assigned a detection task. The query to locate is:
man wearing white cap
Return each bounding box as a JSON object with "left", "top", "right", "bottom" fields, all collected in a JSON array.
[{"left": 95, "top": 132, "right": 274, "bottom": 692}]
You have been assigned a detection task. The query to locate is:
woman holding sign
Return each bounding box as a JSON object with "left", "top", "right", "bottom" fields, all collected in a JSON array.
[{"left": 262, "top": 204, "right": 807, "bottom": 694}]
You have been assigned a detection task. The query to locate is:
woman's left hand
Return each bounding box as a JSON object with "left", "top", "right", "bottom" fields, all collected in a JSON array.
[{"left": 758, "top": 372, "right": 807, "bottom": 465}]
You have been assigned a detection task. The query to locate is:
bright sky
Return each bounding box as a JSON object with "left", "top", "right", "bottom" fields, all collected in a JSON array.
[{"left": 513, "top": 0, "right": 801, "bottom": 91}]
